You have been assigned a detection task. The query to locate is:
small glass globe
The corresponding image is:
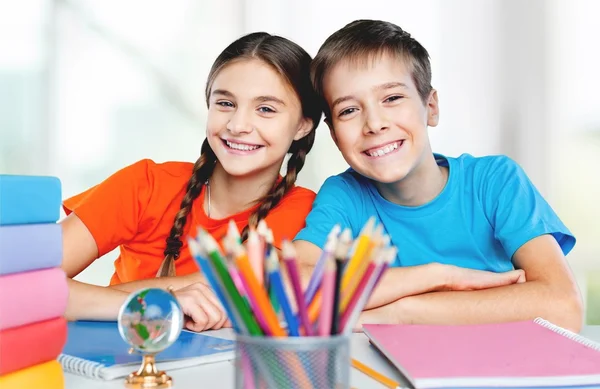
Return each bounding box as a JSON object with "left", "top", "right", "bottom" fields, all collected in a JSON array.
[{"left": 118, "top": 288, "right": 184, "bottom": 354}]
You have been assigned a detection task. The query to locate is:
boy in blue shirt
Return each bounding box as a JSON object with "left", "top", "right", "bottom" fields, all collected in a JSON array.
[{"left": 295, "top": 20, "right": 583, "bottom": 331}]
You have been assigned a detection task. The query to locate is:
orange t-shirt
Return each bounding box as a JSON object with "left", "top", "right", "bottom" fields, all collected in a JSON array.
[{"left": 63, "top": 159, "right": 316, "bottom": 285}]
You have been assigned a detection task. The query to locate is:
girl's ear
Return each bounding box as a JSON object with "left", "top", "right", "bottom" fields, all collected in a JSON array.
[{"left": 293, "top": 117, "right": 313, "bottom": 141}]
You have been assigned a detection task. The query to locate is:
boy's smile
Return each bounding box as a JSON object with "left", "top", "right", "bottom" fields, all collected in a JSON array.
[
  {"left": 323, "top": 52, "right": 441, "bottom": 194},
  {"left": 363, "top": 139, "right": 404, "bottom": 159}
]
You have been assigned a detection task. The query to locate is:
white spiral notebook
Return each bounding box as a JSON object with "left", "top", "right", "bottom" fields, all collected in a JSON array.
[
  {"left": 59, "top": 321, "right": 235, "bottom": 380},
  {"left": 363, "top": 318, "right": 600, "bottom": 388}
]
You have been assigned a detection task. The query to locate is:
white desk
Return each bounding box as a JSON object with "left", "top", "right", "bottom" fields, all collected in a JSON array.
[{"left": 65, "top": 326, "right": 600, "bottom": 389}]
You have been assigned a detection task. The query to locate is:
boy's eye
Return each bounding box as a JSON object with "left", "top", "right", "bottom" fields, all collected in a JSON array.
[
  {"left": 384, "top": 95, "right": 403, "bottom": 103},
  {"left": 258, "top": 106, "right": 276, "bottom": 114},
  {"left": 339, "top": 107, "right": 357, "bottom": 117},
  {"left": 216, "top": 101, "right": 234, "bottom": 108}
]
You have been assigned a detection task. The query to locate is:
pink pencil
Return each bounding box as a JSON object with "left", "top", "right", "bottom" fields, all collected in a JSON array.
[
  {"left": 247, "top": 228, "right": 264, "bottom": 285},
  {"left": 339, "top": 259, "right": 378, "bottom": 330},
  {"left": 282, "top": 240, "right": 314, "bottom": 336},
  {"left": 318, "top": 256, "right": 336, "bottom": 336}
]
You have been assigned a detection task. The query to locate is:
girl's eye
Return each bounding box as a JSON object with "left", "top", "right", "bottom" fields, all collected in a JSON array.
[
  {"left": 258, "top": 106, "right": 275, "bottom": 114},
  {"left": 216, "top": 101, "right": 234, "bottom": 108},
  {"left": 339, "top": 107, "right": 357, "bottom": 117},
  {"left": 384, "top": 95, "right": 403, "bottom": 103}
]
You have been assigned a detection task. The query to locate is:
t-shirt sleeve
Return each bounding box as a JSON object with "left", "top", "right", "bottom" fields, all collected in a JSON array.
[
  {"left": 62, "top": 159, "right": 156, "bottom": 256},
  {"left": 480, "top": 156, "right": 576, "bottom": 259},
  {"left": 293, "top": 175, "right": 356, "bottom": 249}
]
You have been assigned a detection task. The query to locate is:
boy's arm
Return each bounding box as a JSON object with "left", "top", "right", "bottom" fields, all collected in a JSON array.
[
  {"left": 295, "top": 240, "right": 525, "bottom": 308},
  {"left": 358, "top": 234, "right": 583, "bottom": 332}
]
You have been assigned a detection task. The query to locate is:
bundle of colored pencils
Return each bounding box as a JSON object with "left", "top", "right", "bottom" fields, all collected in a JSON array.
[{"left": 187, "top": 216, "right": 395, "bottom": 337}]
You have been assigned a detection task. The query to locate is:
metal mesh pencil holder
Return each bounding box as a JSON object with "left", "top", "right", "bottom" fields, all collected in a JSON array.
[{"left": 234, "top": 334, "right": 351, "bottom": 389}]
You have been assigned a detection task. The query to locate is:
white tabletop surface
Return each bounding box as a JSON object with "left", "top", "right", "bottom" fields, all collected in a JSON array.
[{"left": 64, "top": 325, "right": 600, "bottom": 389}]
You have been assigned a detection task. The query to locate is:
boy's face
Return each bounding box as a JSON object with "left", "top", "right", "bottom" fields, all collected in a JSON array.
[{"left": 323, "top": 53, "right": 439, "bottom": 184}]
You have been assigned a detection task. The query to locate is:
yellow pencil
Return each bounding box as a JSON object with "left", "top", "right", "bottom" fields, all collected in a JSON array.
[
  {"left": 340, "top": 225, "right": 384, "bottom": 312},
  {"left": 341, "top": 217, "right": 375, "bottom": 290},
  {"left": 351, "top": 358, "right": 401, "bottom": 389}
]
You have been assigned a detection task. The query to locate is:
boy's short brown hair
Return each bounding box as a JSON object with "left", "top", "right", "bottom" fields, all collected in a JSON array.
[{"left": 311, "top": 19, "right": 433, "bottom": 120}]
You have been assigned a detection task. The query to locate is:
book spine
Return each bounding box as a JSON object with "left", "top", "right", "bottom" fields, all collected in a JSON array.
[
  {"left": 58, "top": 354, "right": 104, "bottom": 380},
  {"left": 0, "top": 175, "right": 61, "bottom": 225},
  {"left": 0, "top": 224, "right": 62, "bottom": 275},
  {"left": 534, "top": 317, "right": 600, "bottom": 351}
]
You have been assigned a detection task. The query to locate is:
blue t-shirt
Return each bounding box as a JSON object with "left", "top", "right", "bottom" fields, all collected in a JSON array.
[{"left": 294, "top": 154, "right": 575, "bottom": 272}]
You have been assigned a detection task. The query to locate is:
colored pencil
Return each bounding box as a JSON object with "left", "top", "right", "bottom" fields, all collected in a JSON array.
[
  {"left": 282, "top": 240, "right": 314, "bottom": 336},
  {"left": 247, "top": 228, "right": 263, "bottom": 285},
  {"left": 266, "top": 249, "right": 299, "bottom": 336},
  {"left": 303, "top": 224, "right": 341, "bottom": 305},
  {"left": 330, "top": 229, "right": 352, "bottom": 335},
  {"left": 188, "top": 237, "right": 244, "bottom": 333},
  {"left": 351, "top": 358, "right": 400, "bottom": 389},
  {"left": 197, "top": 229, "right": 263, "bottom": 336},
  {"left": 341, "top": 217, "right": 375, "bottom": 291},
  {"left": 230, "top": 239, "right": 285, "bottom": 337},
  {"left": 318, "top": 256, "right": 336, "bottom": 337}
]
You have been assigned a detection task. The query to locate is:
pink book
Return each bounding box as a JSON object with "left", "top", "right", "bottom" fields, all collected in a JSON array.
[
  {"left": 0, "top": 268, "right": 68, "bottom": 330},
  {"left": 363, "top": 318, "right": 600, "bottom": 388}
]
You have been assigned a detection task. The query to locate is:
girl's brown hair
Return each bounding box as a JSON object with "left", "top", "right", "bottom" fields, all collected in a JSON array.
[{"left": 156, "top": 32, "right": 321, "bottom": 277}]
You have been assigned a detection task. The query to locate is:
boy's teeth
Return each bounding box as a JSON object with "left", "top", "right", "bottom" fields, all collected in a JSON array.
[
  {"left": 226, "top": 140, "right": 260, "bottom": 151},
  {"left": 367, "top": 142, "right": 398, "bottom": 157}
]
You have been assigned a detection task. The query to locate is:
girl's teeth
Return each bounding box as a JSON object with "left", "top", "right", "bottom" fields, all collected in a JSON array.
[{"left": 226, "top": 141, "right": 259, "bottom": 151}]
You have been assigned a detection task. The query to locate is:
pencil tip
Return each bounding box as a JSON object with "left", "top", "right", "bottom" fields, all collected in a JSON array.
[
  {"left": 228, "top": 219, "right": 240, "bottom": 239},
  {"left": 282, "top": 239, "right": 296, "bottom": 258}
]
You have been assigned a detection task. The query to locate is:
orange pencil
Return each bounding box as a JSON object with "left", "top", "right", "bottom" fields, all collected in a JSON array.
[{"left": 230, "top": 240, "right": 285, "bottom": 337}]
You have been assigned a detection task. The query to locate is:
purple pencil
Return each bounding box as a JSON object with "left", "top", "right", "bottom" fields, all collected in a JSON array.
[
  {"left": 303, "top": 225, "right": 341, "bottom": 305},
  {"left": 282, "top": 240, "right": 314, "bottom": 336}
]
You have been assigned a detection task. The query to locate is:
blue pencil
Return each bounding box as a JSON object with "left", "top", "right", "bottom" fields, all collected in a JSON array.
[
  {"left": 188, "top": 237, "right": 244, "bottom": 333},
  {"left": 266, "top": 248, "right": 300, "bottom": 336}
]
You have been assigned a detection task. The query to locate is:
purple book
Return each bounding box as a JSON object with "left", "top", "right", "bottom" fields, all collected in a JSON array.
[{"left": 0, "top": 224, "right": 62, "bottom": 275}]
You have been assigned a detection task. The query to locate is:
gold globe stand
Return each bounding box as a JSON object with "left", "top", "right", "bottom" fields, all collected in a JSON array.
[{"left": 125, "top": 351, "right": 172, "bottom": 388}]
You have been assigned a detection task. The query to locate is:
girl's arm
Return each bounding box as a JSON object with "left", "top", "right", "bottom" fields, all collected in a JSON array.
[
  {"left": 61, "top": 214, "right": 225, "bottom": 330},
  {"left": 64, "top": 278, "right": 129, "bottom": 321}
]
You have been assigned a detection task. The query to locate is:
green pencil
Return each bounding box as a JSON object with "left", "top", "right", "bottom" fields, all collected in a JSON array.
[{"left": 198, "top": 229, "right": 263, "bottom": 336}]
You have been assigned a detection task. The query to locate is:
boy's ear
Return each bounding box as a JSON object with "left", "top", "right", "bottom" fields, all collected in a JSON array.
[
  {"left": 427, "top": 89, "right": 440, "bottom": 127},
  {"left": 293, "top": 117, "right": 313, "bottom": 141},
  {"left": 325, "top": 118, "right": 340, "bottom": 148}
]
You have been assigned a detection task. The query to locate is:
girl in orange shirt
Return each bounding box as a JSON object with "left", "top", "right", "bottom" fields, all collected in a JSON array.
[{"left": 62, "top": 32, "right": 322, "bottom": 331}]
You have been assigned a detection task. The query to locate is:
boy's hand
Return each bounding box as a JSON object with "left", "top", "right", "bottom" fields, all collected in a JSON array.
[
  {"left": 445, "top": 266, "right": 526, "bottom": 291},
  {"left": 173, "top": 282, "right": 231, "bottom": 332}
]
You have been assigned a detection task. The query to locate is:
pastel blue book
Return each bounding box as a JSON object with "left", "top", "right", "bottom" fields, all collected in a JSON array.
[
  {"left": 0, "top": 175, "right": 62, "bottom": 225},
  {"left": 59, "top": 321, "right": 235, "bottom": 380},
  {"left": 0, "top": 224, "right": 62, "bottom": 275}
]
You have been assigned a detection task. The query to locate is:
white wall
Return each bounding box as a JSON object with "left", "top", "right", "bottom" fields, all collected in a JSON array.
[{"left": 2, "top": 1, "right": 598, "bottom": 292}]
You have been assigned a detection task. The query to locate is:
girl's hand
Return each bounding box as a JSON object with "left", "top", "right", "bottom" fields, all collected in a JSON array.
[
  {"left": 445, "top": 265, "right": 526, "bottom": 291},
  {"left": 173, "top": 282, "right": 231, "bottom": 332}
]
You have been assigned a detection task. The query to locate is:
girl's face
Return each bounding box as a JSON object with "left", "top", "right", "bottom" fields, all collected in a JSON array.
[{"left": 206, "top": 59, "right": 312, "bottom": 180}]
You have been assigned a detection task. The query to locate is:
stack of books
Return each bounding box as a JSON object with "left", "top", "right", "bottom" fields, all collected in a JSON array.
[{"left": 0, "top": 175, "right": 67, "bottom": 389}]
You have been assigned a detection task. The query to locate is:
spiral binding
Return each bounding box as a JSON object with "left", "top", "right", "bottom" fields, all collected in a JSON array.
[
  {"left": 58, "top": 354, "right": 104, "bottom": 380},
  {"left": 534, "top": 317, "right": 600, "bottom": 351}
]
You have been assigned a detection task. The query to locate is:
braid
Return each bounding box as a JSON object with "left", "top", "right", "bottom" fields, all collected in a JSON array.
[
  {"left": 156, "top": 139, "right": 217, "bottom": 277},
  {"left": 240, "top": 146, "right": 308, "bottom": 242}
]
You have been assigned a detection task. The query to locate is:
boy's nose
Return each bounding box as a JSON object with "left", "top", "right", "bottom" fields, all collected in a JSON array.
[{"left": 364, "top": 109, "right": 390, "bottom": 135}]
